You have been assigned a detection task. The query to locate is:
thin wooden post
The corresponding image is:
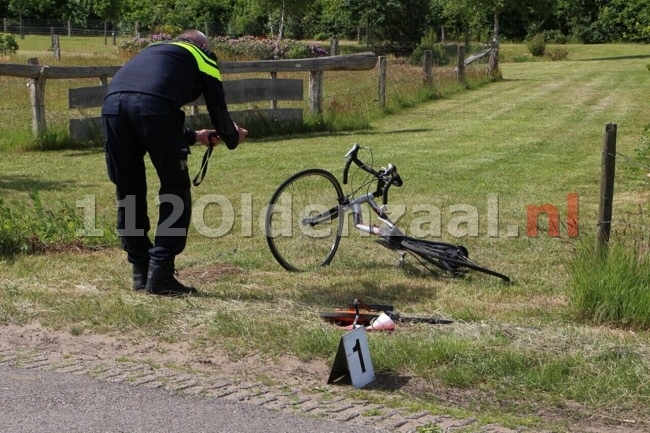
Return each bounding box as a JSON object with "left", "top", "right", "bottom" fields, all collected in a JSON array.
[
  {"left": 309, "top": 71, "right": 323, "bottom": 114},
  {"left": 68, "top": 19, "right": 72, "bottom": 37},
  {"left": 488, "top": 37, "right": 499, "bottom": 77},
  {"left": 3, "top": 18, "right": 7, "bottom": 33},
  {"left": 50, "top": 27, "right": 55, "bottom": 48},
  {"left": 597, "top": 123, "right": 617, "bottom": 253},
  {"left": 53, "top": 35, "right": 60, "bottom": 60},
  {"left": 330, "top": 37, "right": 338, "bottom": 56},
  {"left": 27, "top": 58, "right": 49, "bottom": 137},
  {"left": 134, "top": 21, "right": 139, "bottom": 38},
  {"left": 104, "top": 21, "right": 108, "bottom": 45},
  {"left": 270, "top": 72, "right": 278, "bottom": 109},
  {"left": 423, "top": 50, "right": 432, "bottom": 85},
  {"left": 378, "top": 56, "right": 386, "bottom": 107},
  {"left": 457, "top": 45, "right": 466, "bottom": 83}
]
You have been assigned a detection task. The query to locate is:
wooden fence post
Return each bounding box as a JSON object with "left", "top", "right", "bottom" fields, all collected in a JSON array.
[
  {"left": 457, "top": 45, "right": 466, "bottom": 83},
  {"left": 270, "top": 72, "right": 278, "bottom": 109},
  {"left": 3, "top": 18, "right": 7, "bottom": 33},
  {"left": 53, "top": 35, "right": 60, "bottom": 60},
  {"left": 135, "top": 21, "right": 139, "bottom": 38},
  {"left": 330, "top": 37, "right": 339, "bottom": 56},
  {"left": 309, "top": 71, "right": 323, "bottom": 114},
  {"left": 27, "top": 58, "right": 48, "bottom": 137},
  {"left": 50, "top": 27, "right": 55, "bottom": 48},
  {"left": 597, "top": 123, "right": 617, "bottom": 253},
  {"left": 68, "top": 19, "right": 72, "bottom": 37},
  {"left": 423, "top": 50, "right": 432, "bottom": 85},
  {"left": 378, "top": 56, "right": 387, "bottom": 107}
]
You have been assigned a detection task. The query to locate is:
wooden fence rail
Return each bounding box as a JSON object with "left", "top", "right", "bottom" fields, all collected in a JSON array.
[
  {"left": 0, "top": 52, "right": 378, "bottom": 138},
  {"left": 0, "top": 48, "right": 492, "bottom": 140}
]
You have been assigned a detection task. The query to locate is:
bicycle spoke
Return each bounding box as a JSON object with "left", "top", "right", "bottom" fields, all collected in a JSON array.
[{"left": 266, "top": 169, "right": 344, "bottom": 272}]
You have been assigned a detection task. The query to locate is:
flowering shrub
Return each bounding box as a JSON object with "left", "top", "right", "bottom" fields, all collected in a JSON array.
[
  {"left": 117, "top": 33, "right": 173, "bottom": 57},
  {"left": 210, "top": 36, "right": 329, "bottom": 61},
  {"left": 117, "top": 34, "right": 329, "bottom": 61}
]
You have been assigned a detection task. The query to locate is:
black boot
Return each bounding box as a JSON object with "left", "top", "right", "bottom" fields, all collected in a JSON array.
[
  {"left": 144, "top": 260, "right": 198, "bottom": 296},
  {"left": 132, "top": 263, "right": 148, "bottom": 291}
]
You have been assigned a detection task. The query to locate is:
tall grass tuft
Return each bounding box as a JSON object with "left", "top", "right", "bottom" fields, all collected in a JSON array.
[
  {"left": 0, "top": 191, "right": 118, "bottom": 255},
  {"left": 566, "top": 241, "right": 650, "bottom": 328},
  {"left": 28, "top": 128, "right": 102, "bottom": 151}
]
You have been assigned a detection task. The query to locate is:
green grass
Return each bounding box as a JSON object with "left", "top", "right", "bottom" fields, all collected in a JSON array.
[{"left": 2, "top": 43, "right": 650, "bottom": 431}]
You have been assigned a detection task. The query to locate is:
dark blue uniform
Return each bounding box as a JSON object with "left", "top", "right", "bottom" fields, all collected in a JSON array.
[{"left": 102, "top": 39, "right": 238, "bottom": 268}]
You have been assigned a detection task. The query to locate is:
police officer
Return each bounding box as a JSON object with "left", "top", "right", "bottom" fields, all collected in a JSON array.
[{"left": 102, "top": 29, "right": 248, "bottom": 296}]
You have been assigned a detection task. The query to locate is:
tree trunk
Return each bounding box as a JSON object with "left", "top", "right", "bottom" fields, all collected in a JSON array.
[
  {"left": 277, "top": 0, "right": 285, "bottom": 43},
  {"left": 487, "top": 11, "right": 500, "bottom": 78}
]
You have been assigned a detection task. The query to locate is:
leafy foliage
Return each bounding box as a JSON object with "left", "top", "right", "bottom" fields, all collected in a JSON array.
[
  {"left": 0, "top": 191, "right": 117, "bottom": 255},
  {"left": 117, "top": 32, "right": 173, "bottom": 57},
  {"left": 210, "top": 35, "right": 328, "bottom": 60},
  {"left": 409, "top": 30, "right": 450, "bottom": 66},
  {"left": 0, "top": 33, "right": 18, "bottom": 55},
  {"left": 526, "top": 33, "right": 546, "bottom": 57}
]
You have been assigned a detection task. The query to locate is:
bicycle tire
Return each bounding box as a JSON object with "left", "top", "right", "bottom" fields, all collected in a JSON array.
[
  {"left": 265, "top": 168, "right": 344, "bottom": 272},
  {"left": 401, "top": 239, "right": 511, "bottom": 282}
]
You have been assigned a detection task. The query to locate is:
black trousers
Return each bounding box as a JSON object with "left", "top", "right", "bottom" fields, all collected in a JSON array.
[{"left": 102, "top": 92, "right": 192, "bottom": 265}]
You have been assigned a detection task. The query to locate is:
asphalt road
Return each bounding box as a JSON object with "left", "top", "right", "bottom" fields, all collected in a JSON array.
[{"left": 0, "top": 365, "right": 388, "bottom": 433}]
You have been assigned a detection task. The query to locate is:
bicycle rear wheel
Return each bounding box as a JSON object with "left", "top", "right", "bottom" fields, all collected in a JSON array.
[
  {"left": 401, "top": 239, "right": 510, "bottom": 282},
  {"left": 265, "top": 169, "right": 344, "bottom": 272}
]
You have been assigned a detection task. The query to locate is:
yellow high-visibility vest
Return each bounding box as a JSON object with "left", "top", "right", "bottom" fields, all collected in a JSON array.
[{"left": 168, "top": 41, "right": 222, "bottom": 81}]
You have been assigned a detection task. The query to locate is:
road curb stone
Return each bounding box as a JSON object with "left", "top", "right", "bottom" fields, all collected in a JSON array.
[{"left": 0, "top": 345, "right": 529, "bottom": 433}]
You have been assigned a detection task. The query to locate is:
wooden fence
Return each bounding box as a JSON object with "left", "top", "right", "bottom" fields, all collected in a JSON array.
[
  {"left": 0, "top": 47, "right": 493, "bottom": 140},
  {"left": 0, "top": 52, "right": 378, "bottom": 140}
]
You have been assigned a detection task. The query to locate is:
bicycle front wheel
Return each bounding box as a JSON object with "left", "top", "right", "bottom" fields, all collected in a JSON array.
[{"left": 265, "top": 169, "right": 345, "bottom": 272}]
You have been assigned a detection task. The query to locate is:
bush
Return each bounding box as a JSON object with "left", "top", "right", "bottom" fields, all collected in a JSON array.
[
  {"left": 0, "top": 33, "right": 18, "bottom": 55},
  {"left": 542, "top": 30, "right": 568, "bottom": 44},
  {"left": 547, "top": 48, "right": 569, "bottom": 61},
  {"left": 526, "top": 34, "right": 546, "bottom": 57},
  {"left": 409, "top": 30, "right": 450, "bottom": 66},
  {"left": 210, "top": 36, "right": 328, "bottom": 61},
  {"left": 117, "top": 33, "right": 173, "bottom": 57}
]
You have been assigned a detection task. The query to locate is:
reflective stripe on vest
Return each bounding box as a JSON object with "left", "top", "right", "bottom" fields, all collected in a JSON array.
[{"left": 169, "top": 41, "right": 222, "bottom": 81}]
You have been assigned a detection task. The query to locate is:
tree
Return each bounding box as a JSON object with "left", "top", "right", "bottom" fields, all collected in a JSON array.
[
  {"left": 7, "top": 0, "right": 54, "bottom": 38},
  {"left": 251, "top": 0, "right": 313, "bottom": 41},
  {"left": 343, "top": 0, "right": 400, "bottom": 47},
  {"left": 437, "top": 0, "right": 555, "bottom": 76}
]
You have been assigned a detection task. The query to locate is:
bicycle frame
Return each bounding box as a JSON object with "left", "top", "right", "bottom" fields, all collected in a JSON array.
[
  {"left": 343, "top": 192, "right": 405, "bottom": 239},
  {"left": 269, "top": 144, "right": 510, "bottom": 282}
]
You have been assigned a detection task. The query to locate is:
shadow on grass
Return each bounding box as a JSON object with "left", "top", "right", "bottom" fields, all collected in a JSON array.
[
  {"left": 577, "top": 54, "right": 650, "bottom": 62},
  {"left": 252, "top": 127, "right": 436, "bottom": 143},
  {"left": 0, "top": 174, "right": 74, "bottom": 191}
]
